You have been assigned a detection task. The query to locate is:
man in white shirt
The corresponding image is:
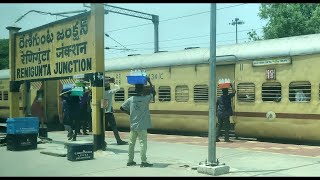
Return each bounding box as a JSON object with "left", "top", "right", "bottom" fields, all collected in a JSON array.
[{"left": 104, "top": 77, "right": 128, "bottom": 145}]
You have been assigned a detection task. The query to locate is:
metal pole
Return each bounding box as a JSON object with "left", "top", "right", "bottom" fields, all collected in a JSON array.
[
  {"left": 229, "top": 18, "right": 244, "bottom": 44},
  {"left": 235, "top": 19, "right": 238, "bottom": 44},
  {"left": 208, "top": 3, "right": 217, "bottom": 165},
  {"left": 152, "top": 15, "right": 159, "bottom": 53}
]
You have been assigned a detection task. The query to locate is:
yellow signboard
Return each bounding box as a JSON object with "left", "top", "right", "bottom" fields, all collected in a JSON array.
[{"left": 14, "top": 12, "right": 94, "bottom": 81}]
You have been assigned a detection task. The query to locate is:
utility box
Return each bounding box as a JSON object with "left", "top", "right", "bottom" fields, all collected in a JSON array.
[
  {"left": 218, "top": 83, "right": 231, "bottom": 89},
  {"left": 71, "top": 87, "right": 84, "bottom": 97},
  {"left": 126, "top": 76, "right": 147, "bottom": 85},
  {"left": 65, "top": 141, "right": 94, "bottom": 161},
  {"left": 6, "top": 134, "right": 38, "bottom": 151},
  {"left": 6, "top": 117, "right": 39, "bottom": 134}
]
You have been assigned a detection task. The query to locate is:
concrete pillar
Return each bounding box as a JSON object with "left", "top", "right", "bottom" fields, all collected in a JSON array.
[
  {"left": 90, "top": 3, "right": 105, "bottom": 151},
  {"left": 6, "top": 25, "right": 21, "bottom": 118}
]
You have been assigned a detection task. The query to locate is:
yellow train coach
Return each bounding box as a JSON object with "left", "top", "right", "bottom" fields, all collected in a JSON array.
[
  {"left": 105, "top": 33, "right": 320, "bottom": 143},
  {"left": 104, "top": 48, "right": 236, "bottom": 135},
  {"left": 2, "top": 33, "right": 320, "bottom": 143}
]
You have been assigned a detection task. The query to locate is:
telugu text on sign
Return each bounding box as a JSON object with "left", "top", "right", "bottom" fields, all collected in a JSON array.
[{"left": 14, "top": 12, "right": 95, "bottom": 81}]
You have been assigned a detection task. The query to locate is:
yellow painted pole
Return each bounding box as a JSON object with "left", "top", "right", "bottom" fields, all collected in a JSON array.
[
  {"left": 6, "top": 25, "right": 21, "bottom": 118},
  {"left": 90, "top": 3, "right": 105, "bottom": 151},
  {"left": 23, "top": 81, "right": 31, "bottom": 116},
  {"left": 42, "top": 80, "right": 47, "bottom": 126}
]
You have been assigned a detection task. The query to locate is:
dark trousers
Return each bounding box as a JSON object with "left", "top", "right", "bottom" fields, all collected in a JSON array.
[
  {"left": 71, "top": 116, "right": 80, "bottom": 138},
  {"left": 79, "top": 107, "right": 89, "bottom": 133},
  {"left": 105, "top": 113, "right": 122, "bottom": 143},
  {"left": 69, "top": 108, "right": 81, "bottom": 138},
  {"left": 217, "top": 116, "right": 231, "bottom": 141},
  {"left": 88, "top": 111, "right": 92, "bottom": 132}
]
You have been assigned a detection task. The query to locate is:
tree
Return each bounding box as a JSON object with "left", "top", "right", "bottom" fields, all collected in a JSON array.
[
  {"left": 247, "top": 30, "right": 262, "bottom": 41},
  {"left": 248, "top": 3, "right": 320, "bottom": 41},
  {"left": 0, "top": 39, "right": 9, "bottom": 70}
]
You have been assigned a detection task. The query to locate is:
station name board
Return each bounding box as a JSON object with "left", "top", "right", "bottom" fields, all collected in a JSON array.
[{"left": 14, "top": 12, "right": 95, "bottom": 81}]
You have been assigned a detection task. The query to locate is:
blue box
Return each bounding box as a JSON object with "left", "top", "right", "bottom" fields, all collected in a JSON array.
[
  {"left": 126, "top": 76, "right": 147, "bottom": 85},
  {"left": 6, "top": 117, "right": 39, "bottom": 134}
]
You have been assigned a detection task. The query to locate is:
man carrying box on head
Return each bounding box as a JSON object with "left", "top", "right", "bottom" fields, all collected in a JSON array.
[
  {"left": 120, "top": 76, "right": 156, "bottom": 168},
  {"left": 216, "top": 82, "right": 236, "bottom": 142},
  {"left": 104, "top": 77, "right": 128, "bottom": 145},
  {"left": 79, "top": 81, "right": 91, "bottom": 135}
]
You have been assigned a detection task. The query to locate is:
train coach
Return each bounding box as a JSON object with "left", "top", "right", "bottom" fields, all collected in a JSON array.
[
  {"left": 1, "top": 33, "right": 320, "bottom": 143},
  {"left": 105, "top": 33, "right": 320, "bottom": 143}
]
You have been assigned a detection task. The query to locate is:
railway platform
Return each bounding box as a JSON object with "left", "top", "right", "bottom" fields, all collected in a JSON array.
[{"left": 1, "top": 130, "right": 320, "bottom": 176}]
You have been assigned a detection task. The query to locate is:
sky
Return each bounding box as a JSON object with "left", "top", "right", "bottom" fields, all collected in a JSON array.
[{"left": 0, "top": 3, "right": 266, "bottom": 60}]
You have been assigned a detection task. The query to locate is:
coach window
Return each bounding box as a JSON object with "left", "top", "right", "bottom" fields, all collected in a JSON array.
[
  {"left": 0, "top": 91, "right": 2, "bottom": 101},
  {"left": 261, "top": 82, "right": 281, "bottom": 102},
  {"left": 175, "top": 85, "right": 189, "bottom": 102},
  {"left": 128, "top": 87, "right": 136, "bottom": 98},
  {"left": 237, "top": 83, "right": 255, "bottom": 102},
  {"left": 194, "top": 85, "right": 208, "bottom": 102},
  {"left": 289, "top": 81, "right": 311, "bottom": 102},
  {"left": 158, "top": 86, "right": 171, "bottom": 102},
  {"left": 114, "top": 88, "right": 125, "bottom": 102},
  {"left": 3, "top": 91, "right": 8, "bottom": 101}
]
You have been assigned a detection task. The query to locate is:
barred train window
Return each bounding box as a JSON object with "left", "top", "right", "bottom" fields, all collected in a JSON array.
[
  {"left": 114, "top": 88, "right": 125, "bottom": 102},
  {"left": 237, "top": 83, "right": 255, "bottom": 102},
  {"left": 289, "top": 81, "right": 311, "bottom": 102},
  {"left": 194, "top": 85, "right": 208, "bottom": 102},
  {"left": 158, "top": 86, "right": 171, "bottom": 102},
  {"left": 128, "top": 87, "right": 136, "bottom": 98},
  {"left": 0, "top": 91, "right": 2, "bottom": 100},
  {"left": 261, "top": 82, "right": 281, "bottom": 102},
  {"left": 175, "top": 85, "right": 189, "bottom": 102},
  {"left": 3, "top": 91, "right": 8, "bottom": 101}
]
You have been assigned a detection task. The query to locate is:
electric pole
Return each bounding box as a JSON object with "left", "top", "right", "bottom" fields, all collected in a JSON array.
[
  {"left": 84, "top": 3, "right": 160, "bottom": 53},
  {"left": 229, "top": 18, "right": 244, "bottom": 44}
]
